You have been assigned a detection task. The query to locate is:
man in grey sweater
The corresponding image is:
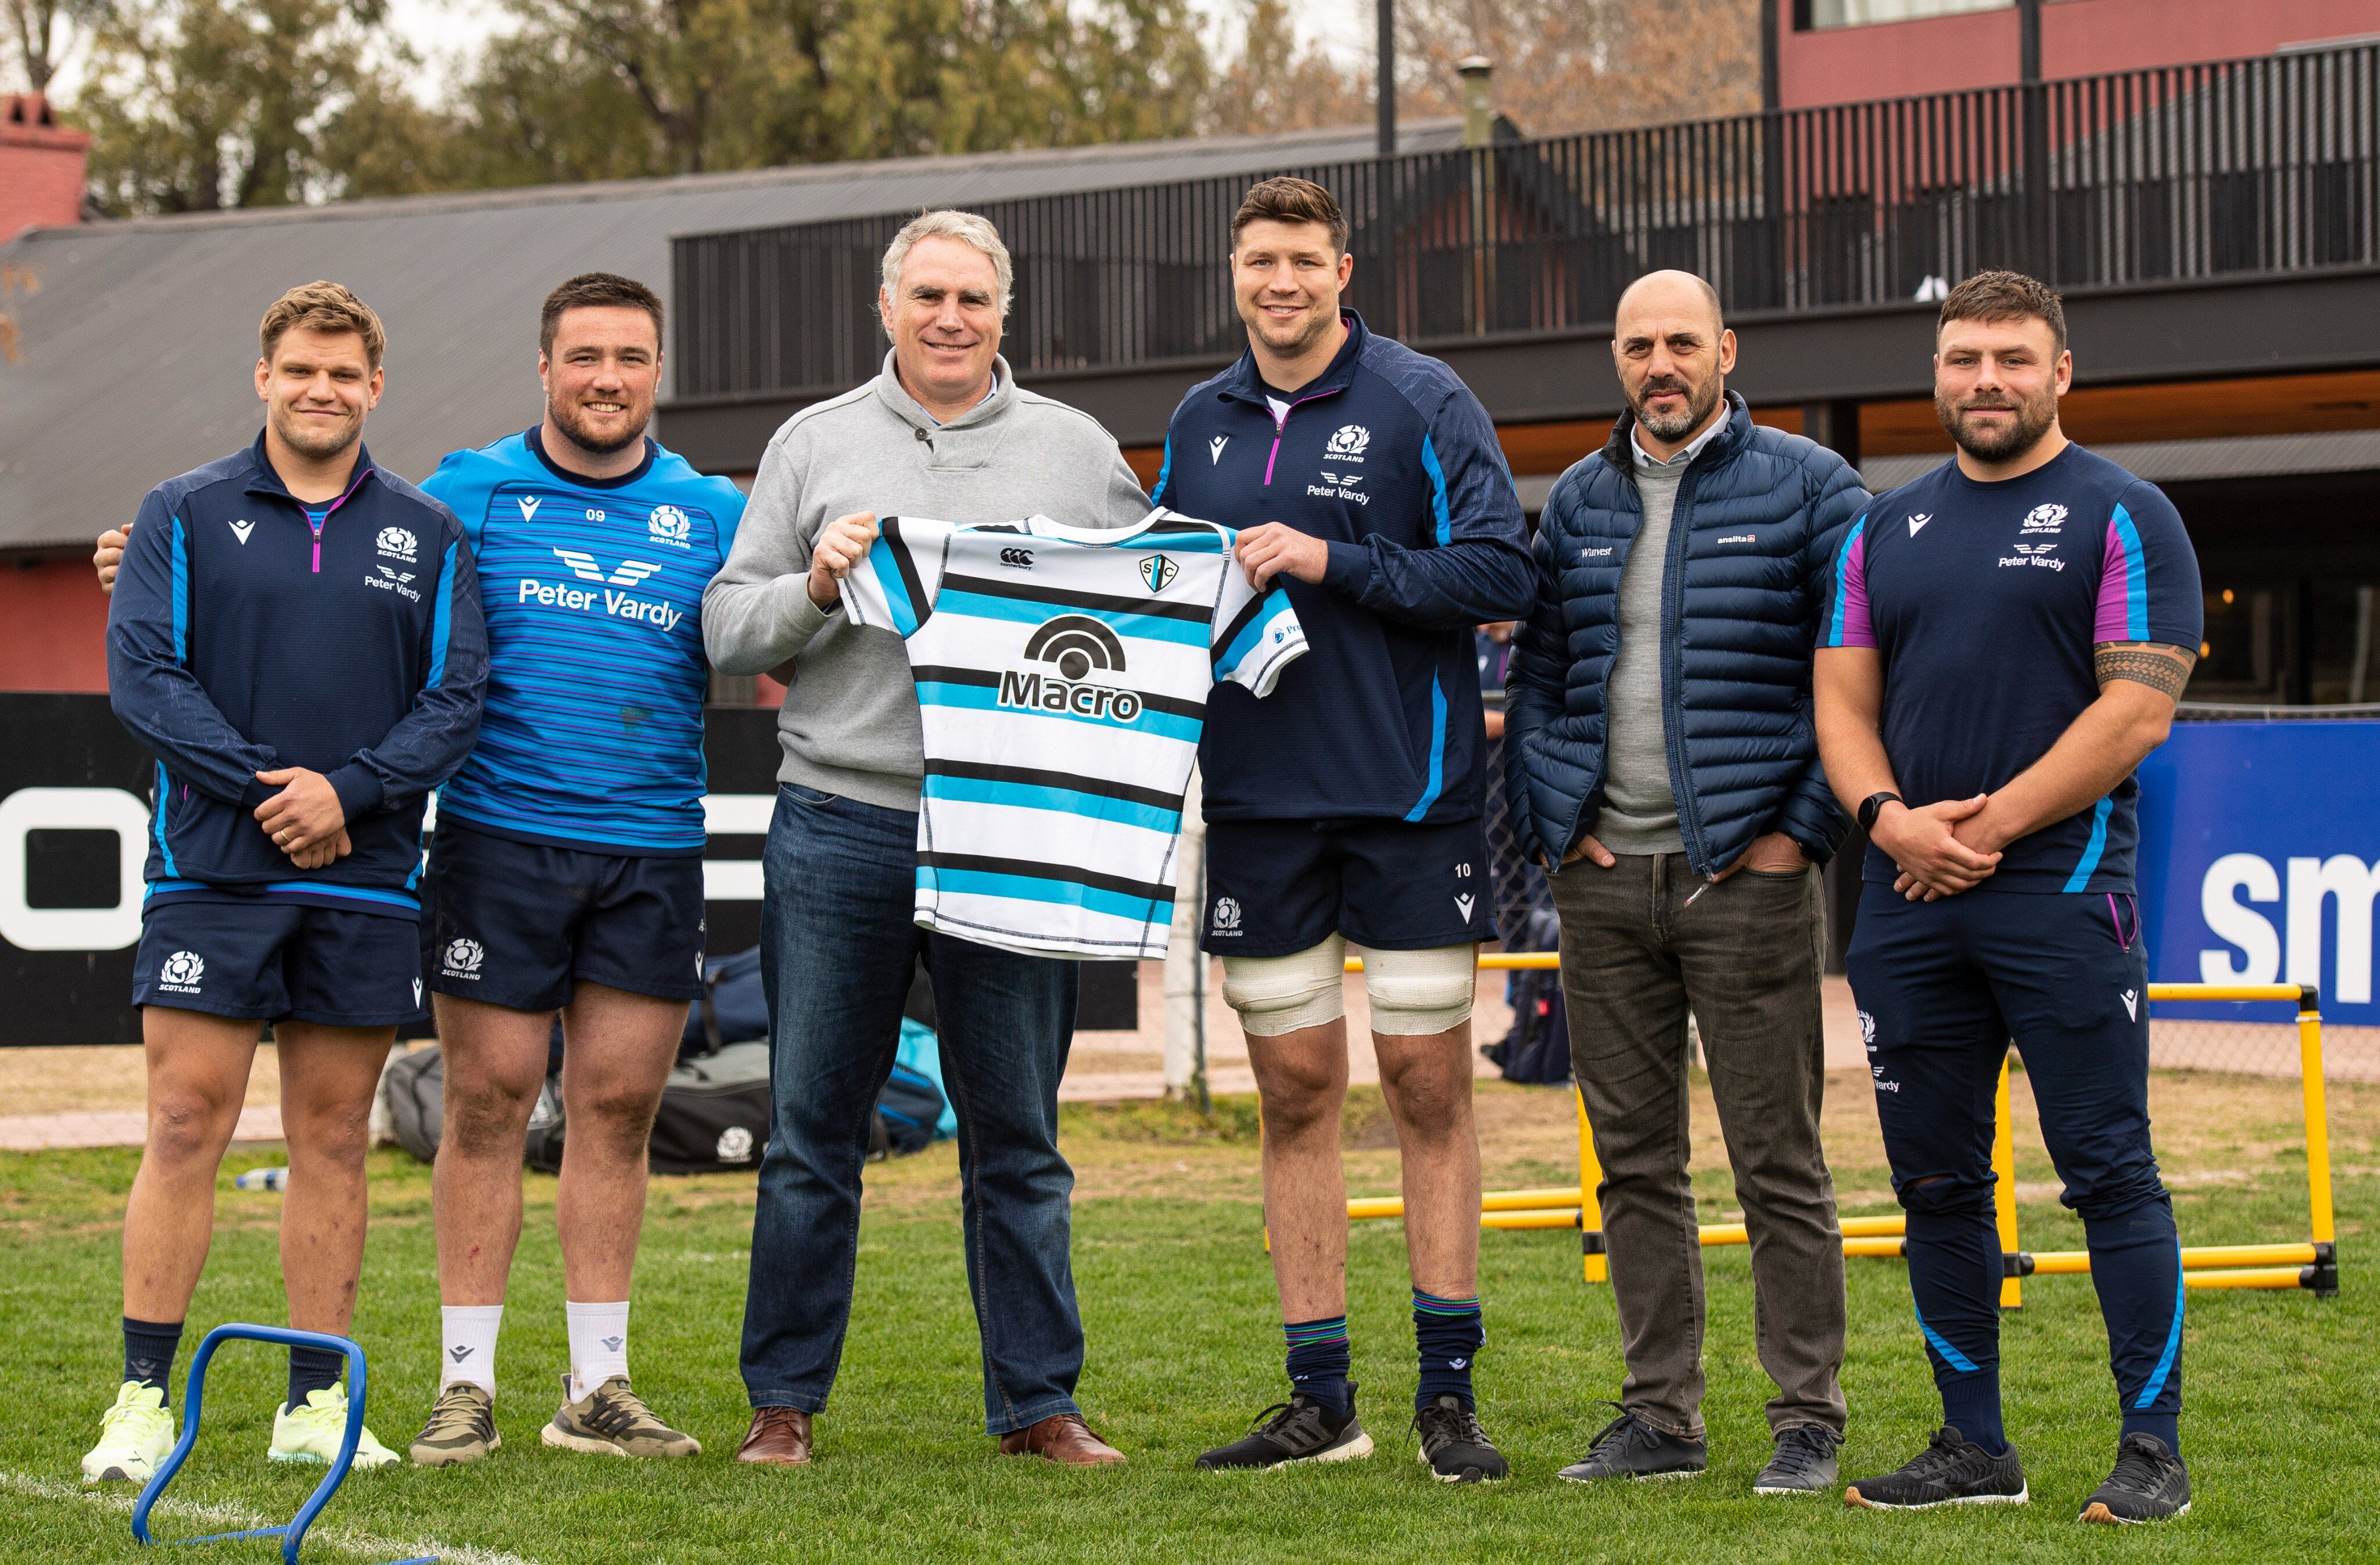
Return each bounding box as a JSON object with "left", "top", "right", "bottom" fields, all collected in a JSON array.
[{"left": 704, "top": 210, "right": 1148, "bottom": 1471}]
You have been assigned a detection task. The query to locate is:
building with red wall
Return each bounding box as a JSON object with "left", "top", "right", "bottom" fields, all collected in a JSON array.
[{"left": 1776, "top": 0, "right": 2380, "bottom": 109}]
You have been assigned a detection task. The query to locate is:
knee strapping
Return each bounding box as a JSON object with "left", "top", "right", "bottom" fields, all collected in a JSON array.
[
  {"left": 1360, "top": 943, "right": 1475, "bottom": 1036},
  {"left": 1222, "top": 937, "right": 1347, "bottom": 1038}
]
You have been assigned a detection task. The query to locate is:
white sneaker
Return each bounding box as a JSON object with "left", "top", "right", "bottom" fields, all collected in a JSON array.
[
  {"left": 83, "top": 1381, "right": 176, "bottom": 1484},
  {"left": 268, "top": 1387, "right": 402, "bottom": 1469}
]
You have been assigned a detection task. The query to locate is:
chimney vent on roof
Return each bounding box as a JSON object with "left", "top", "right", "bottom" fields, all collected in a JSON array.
[{"left": 1, "top": 92, "right": 93, "bottom": 246}]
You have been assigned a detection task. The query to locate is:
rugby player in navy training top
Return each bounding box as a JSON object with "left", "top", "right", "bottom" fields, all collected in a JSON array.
[
  {"left": 87, "top": 282, "right": 487, "bottom": 1483},
  {"left": 1154, "top": 178, "right": 1535, "bottom": 1482},
  {"left": 1814, "top": 272, "right": 2203, "bottom": 1523}
]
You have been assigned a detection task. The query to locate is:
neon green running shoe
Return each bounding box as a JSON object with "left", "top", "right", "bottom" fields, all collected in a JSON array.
[
  {"left": 268, "top": 1387, "right": 401, "bottom": 1469},
  {"left": 83, "top": 1381, "right": 175, "bottom": 1484}
]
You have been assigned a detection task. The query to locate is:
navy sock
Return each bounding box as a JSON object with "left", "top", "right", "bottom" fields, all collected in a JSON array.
[
  {"left": 1411, "top": 1290, "right": 1483, "bottom": 1411},
  {"left": 1284, "top": 1316, "right": 1350, "bottom": 1415},
  {"left": 2086, "top": 1199, "right": 2184, "bottom": 1458},
  {"left": 123, "top": 1316, "right": 183, "bottom": 1408},
  {"left": 288, "top": 1344, "right": 344, "bottom": 1410},
  {"left": 1904, "top": 1205, "right": 2007, "bottom": 1455}
]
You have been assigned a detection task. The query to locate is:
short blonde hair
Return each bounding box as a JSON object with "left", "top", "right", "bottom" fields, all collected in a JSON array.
[
  {"left": 260, "top": 281, "right": 387, "bottom": 370},
  {"left": 879, "top": 210, "right": 1013, "bottom": 319}
]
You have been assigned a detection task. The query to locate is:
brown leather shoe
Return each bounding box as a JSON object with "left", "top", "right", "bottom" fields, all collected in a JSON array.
[
  {"left": 736, "top": 1406, "right": 813, "bottom": 1467},
  {"left": 998, "top": 1412, "right": 1126, "bottom": 1467}
]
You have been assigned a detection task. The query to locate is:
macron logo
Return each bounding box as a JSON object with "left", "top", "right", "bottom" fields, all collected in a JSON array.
[
  {"left": 1908, "top": 513, "right": 1933, "bottom": 536},
  {"left": 228, "top": 519, "right": 255, "bottom": 545},
  {"left": 518, "top": 495, "right": 540, "bottom": 521},
  {"left": 1208, "top": 435, "right": 1229, "bottom": 464},
  {"left": 2121, "top": 989, "right": 2139, "bottom": 1020}
]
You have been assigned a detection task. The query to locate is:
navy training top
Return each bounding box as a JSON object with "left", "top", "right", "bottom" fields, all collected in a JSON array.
[
  {"left": 1820, "top": 442, "right": 2202, "bottom": 894},
  {"left": 421, "top": 429, "right": 745, "bottom": 855},
  {"left": 108, "top": 431, "right": 488, "bottom": 918},
  {"left": 1152, "top": 311, "right": 1535, "bottom": 823}
]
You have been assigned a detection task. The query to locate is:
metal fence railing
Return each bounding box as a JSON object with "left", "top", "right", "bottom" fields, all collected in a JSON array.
[{"left": 673, "top": 41, "right": 2380, "bottom": 401}]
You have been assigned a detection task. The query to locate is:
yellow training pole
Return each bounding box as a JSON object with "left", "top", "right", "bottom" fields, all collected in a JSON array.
[
  {"left": 1993, "top": 1051, "right": 2022, "bottom": 1309},
  {"left": 1578, "top": 1085, "right": 1607, "bottom": 1284},
  {"left": 2299, "top": 994, "right": 2336, "bottom": 1254}
]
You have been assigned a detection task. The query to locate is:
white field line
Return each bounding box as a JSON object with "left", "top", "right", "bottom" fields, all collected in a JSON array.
[{"left": 1, "top": 1468, "right": 540, "bottom": 1565}]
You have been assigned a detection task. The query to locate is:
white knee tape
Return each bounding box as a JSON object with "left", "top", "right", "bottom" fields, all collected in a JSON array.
[
  {"left": 1221, "top": 936, "right": 1347, "bottom": 1038},
  {"left": 1359, "top": 944, "right": 1476, "bottom": 1036}
]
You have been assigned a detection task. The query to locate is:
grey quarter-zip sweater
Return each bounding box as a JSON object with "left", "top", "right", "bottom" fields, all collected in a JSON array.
[{"left": 702, "top": 352, "right": 1151, "bottom": 811}]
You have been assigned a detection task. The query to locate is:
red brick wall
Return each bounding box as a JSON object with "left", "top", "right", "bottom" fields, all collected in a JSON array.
[
  {"left": 0, "top": 556, "right": 111, "bottom": 692},
  {"left": 1, "top": 94, "right": 91, "bottom": 246}
]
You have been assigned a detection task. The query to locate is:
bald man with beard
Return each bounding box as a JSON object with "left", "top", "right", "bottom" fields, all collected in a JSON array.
[{"left": 1504, "top": 271, "right": 1868, "bottom": 1495}]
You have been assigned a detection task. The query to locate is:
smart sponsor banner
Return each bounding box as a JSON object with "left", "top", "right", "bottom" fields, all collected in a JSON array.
[
  {"left": 2138, "top": 719, "right": 2380, "bottom": 1026},
  {"left": 0, "top": 694, "right": 1137, "bottom": 1044}
]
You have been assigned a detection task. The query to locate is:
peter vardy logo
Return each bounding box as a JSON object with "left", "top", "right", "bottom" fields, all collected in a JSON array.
[
  {"left": 157, "top": 950, "right": 204, "bottom": 993},
  {"left": 1139, "top": 554, "right": 1178, "bottom": 592},
  {"left": 367, "top": 564, "right": 421, "bottom": 603},
  {"left": 442, "top": 937, "right": 485, "bottom": 979},
  {"left": 228, "top": 518, "right": 255, "bottom": 545},
  {"left": 535, "top": 549, "right": 683, "bottom": 632},
  {"left": 517, "top": 495, "right": 541, "bottom": 521},
  {"left": 1211, "top": 896, "right": 1243, "bottom": 936},
  {"left": 1324, "top": 424, "right": 1370, "bottom": 460},
  {"left": 648, "top": 504, "right": 693, "bottom": 546},
  {"left": 1907, "top": 513, "right": 1932, "bottom": 536},
  {"left": 1207, "top": 435, "right": 1230, "bottom": 464},
  {"left": 2001, "top": 542, "right": 2067, "bottom": 572},
  {"left": 375, "top": 526, "right": 418, "bottom": 561},
  {"left": 553, "top": 549, "right": 662, "bottom": 588}
]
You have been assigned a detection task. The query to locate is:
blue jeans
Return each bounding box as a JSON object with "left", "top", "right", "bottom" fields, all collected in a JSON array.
[{"left": 740, "top": 783, "right": 1085, "bottom": 1433}]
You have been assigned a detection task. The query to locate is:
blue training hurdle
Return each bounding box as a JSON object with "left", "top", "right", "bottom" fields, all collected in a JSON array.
[{"left": 131, "top": 1323, "right": 433, "bottom": 1565}]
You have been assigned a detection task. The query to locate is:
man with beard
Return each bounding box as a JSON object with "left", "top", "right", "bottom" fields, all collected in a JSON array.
[
  {"left": 87, "top": 281, "right": 485, "bottom": 1483},
  {"left": 1505, "top": 270, "right": 1864, "bottom": 1494},
  {"left": 96, "top": 273, "right": 742, "bottom": 1466},
  {"left": 1153, "top": 177, "right": 1535, "bottom": 1483},
  {"left": 1816, "top": 271, "right": 2201, "bottom": 1524}
]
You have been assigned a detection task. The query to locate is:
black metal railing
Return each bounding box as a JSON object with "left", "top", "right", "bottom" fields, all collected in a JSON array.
[{"left": 673, "top": 42, "right": 2379, "bottom": 401}]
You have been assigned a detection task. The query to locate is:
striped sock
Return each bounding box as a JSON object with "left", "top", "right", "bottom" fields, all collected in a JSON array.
[
  {"left": 1413, "top": 1289, "right": 1484, "bottom": 1411},
  {"left": 1284, "top": 1316, "right": 1351, "bottom": 1416}
]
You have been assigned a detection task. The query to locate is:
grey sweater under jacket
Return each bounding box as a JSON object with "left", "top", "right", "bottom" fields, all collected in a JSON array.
[{"left": 702, "top": 352, "right": 1151, "bottom": 811}]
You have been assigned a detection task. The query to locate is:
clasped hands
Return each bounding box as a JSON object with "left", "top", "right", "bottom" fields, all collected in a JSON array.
[
  {"left": 1870, "top": 794, "right": 2005, "bottom": 902},
  {"left": 254, "top": 767, "right": 351, "bottom": 870}
]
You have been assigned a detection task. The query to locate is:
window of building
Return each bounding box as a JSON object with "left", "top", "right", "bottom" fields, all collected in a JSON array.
[{"left": 1794, "top": 0, "right": 2009, "bottom": 30}]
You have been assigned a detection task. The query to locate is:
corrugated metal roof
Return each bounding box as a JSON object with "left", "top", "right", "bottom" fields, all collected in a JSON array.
[
  {"left": 0, "top": 120, "right": 1464, "bottom": 553},
  {"left": 1860, "top": 428, "right": 2380, "bottom": 493}
]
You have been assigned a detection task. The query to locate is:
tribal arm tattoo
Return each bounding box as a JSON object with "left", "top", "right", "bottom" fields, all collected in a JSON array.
[{"left": 2094, "top": 641, "right": 2197, "bottom": 699}]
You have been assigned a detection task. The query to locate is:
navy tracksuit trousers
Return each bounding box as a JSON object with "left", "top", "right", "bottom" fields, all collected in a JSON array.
[{"left": 1848, "top": 884, "right": 2183, "bottom": 1451}]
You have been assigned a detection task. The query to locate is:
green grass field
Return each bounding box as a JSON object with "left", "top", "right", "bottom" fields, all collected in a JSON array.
[{"left": 2, "top": 1069, "right": 2372, "bottom": 1564}]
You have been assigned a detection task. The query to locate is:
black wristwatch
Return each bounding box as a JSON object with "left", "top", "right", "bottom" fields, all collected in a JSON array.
[{"left": 1858, "top": 791, "right": 1904, "bottom": 833}]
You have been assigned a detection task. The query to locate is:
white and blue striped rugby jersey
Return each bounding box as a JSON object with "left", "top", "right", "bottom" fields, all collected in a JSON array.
[{"left": 840, "top": 508, "right": 1306, "bottom": 960}]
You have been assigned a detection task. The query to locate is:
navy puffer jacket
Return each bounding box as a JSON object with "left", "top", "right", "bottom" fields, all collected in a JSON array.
[{"left": 1506, "top": 394, "right": 1865, "bottom": 879}]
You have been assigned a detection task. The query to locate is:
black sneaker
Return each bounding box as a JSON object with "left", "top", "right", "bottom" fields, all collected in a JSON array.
[
  {"left": 1412, "top": 1395, "right": 1508, "bottom": 1484},
  {"left": 2079, "top": 1433, "right": 2190, "bottom": 1524},
  {"left": 1556, "top": 1405, "right": 1708, "bottom": 1482},
  {"left": 1844, "top": 1426, "right": 2027, "bottom": 1509},
  {"left": 1195, "top": 1385, "right": 1374, "bottom": 1471},
  {"left": 1753, "top": 1423, "right": 1843, "bottom": 1495}
]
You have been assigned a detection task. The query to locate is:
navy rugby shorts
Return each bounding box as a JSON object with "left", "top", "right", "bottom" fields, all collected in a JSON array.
[
  {"left": 1200, "top": 815, "right": 1490, "bottom": 958},
  {"left": 132, "top": 899, "right": 424, "bottom": 1027},
  {"left": 420, "top": 819, "right": 705, "bottom": 1012}
]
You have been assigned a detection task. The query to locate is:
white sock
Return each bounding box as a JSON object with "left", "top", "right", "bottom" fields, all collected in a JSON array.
[
  {"left": 567, "top": 1300, "right": 629, "bottom": 1402},
  {"left": 440, "top": 1305, "right": 503, "bottom": 1394}
]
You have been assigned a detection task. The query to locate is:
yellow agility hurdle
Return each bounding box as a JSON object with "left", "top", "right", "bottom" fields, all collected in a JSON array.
[{"left": 1336, "top": 957, "right": 2338, "bottom": 1298}]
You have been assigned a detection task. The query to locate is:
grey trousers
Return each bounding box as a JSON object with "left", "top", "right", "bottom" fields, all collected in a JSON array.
[{"left": 1551, "top": 853, "right": 1848, "bottom": 1439}]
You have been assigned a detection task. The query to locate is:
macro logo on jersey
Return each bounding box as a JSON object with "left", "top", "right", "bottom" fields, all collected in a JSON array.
[
  {"left": 841, "top": 510, "right": 1306, "bottom": 960},
  {"left": 999, "top": 615, "right": 1145, "bottom": 723},
  {"left": 420, "top": 431, "right": 744, "bottom": 855}
]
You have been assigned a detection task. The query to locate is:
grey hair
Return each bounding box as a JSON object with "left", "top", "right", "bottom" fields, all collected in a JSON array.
[{"left": 879, "top": 209, "right": 1014, "bottom": 319}]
